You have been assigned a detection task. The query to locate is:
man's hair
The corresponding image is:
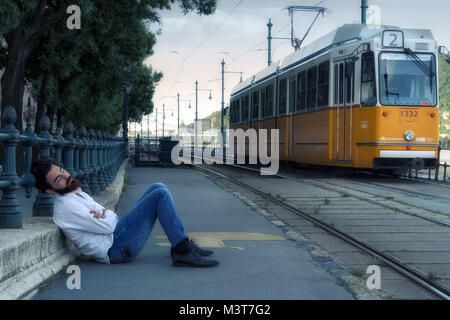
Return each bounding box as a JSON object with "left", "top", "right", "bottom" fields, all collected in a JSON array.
[{"left": 31, "top": 157, "right": 59, "bottom": 192}]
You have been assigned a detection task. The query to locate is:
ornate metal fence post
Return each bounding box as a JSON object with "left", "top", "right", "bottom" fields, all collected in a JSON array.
[
  {"left": 444, "top": 162, "right": 448, "bottom": 183},
  {"left": 104, "top": 133, "right": 113, "bottom": 186},
  {"left": 63, "top": 122, "right": 76, "bottom": 177},
  {"left": 104, "top": 134, "right": 112, "bottom": 186},
  {"left": 101, "top": 132, "right": 108, "bottom": 189},
  {"left": 20, "top": 117, "right": 37, "bottom": 199},
  {"left": 78, "top": 126, "right": 91, "bottom": 194},
  {"left": 112, "top": 136, "right": 119, "bottom": 177},
  {"left": 0, "top": 106, "right": 21, "bottom": 228},
  {"left": 53, "top": 128, "right": 65, "bottom": 165},
  {"left": 96, "top": 131, "right": 106, "bottom": 191},
  {"left": 33, "top": 114, "right": 54, "bottom": 217},
  {"left": 88, "top": 129, "right": 100, "bottom": 194},
  {"left": 73, "top": 129, "right": 82, "bottom": 181}
]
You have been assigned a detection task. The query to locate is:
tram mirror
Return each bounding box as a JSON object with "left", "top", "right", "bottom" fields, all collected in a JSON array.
[
  {"left": 345, "top": 60, "right": 354, "bottom": 79},
  {"left": 438, "top": 46, "right": 445, "bottom": 54}
]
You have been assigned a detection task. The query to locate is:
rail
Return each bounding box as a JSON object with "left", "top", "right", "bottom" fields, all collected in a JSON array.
[{"left": 0, "top": 106, "right": 127, "bottom": 229}]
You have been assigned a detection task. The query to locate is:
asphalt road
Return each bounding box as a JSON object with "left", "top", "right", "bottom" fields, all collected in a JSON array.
[{"left": 34, "top": 166, "right": 354, "bottom": 300}]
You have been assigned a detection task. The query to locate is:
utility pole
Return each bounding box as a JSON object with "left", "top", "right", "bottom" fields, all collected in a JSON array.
[
  {"left": 267, "top": 18, "right": 273, "bottom": 66},
  {"left": 221, "top": 59, "right": 225, "bottom": 161},
  {"left": 195, "top": 80, "right": 198, "bottom": 152},
  {"left": 155, "top": 107, "right": 158, "bottom": 148},
  {"left": 177, "top": 93, "right": 180, "bottom": 138},
  {"left": 361, "top": 0, "right": 368, "bottom": 24},
  {"left": 162, "top": 104, "right": 165, "bottom": 138}
]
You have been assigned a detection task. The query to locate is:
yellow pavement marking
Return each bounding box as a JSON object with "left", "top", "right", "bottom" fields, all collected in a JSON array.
[{"left": 153, "top": 232, "right": 285, "bottom": 250}]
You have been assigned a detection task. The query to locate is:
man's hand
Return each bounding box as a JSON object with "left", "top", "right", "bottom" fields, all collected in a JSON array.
[{"left": 90, "top": 210, "right": 105, "bottom": 219}]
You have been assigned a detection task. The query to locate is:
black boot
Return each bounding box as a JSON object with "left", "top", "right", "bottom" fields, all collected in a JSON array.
[
  {"left": 171, "top": 238, "right": 214, "bottom": 257},
  {"left": 172, "top": 239, "right": 219, "bottom": 267}
]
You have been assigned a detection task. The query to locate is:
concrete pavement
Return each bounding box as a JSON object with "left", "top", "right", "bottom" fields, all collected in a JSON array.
[{"left": 33, "top": 166, "right": 354, "bottom": 300}]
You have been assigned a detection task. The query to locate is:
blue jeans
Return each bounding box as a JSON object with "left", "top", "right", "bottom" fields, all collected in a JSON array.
[{"left": 108, "top": 183, "right": 188, "bottom": 263}]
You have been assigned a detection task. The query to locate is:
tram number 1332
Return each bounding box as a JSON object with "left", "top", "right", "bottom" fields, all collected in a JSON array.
[{"left": 399, "top": 110, "right": 418, "bottom": 118}]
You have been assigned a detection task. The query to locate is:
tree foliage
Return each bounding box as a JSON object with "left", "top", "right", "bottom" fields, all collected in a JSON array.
[
  {"left": 0, "top": 0, "right": 217, "bottom": 134},
  {"left": 439, "top": 55, "right": 450, "bottom": 146}
]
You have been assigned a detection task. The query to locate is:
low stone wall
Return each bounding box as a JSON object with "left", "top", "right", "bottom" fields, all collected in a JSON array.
[
  {"left": 440, "top": 150, "right": 450, "bottom": 164},
  {"left": 0, "top": 159, "right": 129, "bottom": 300}
]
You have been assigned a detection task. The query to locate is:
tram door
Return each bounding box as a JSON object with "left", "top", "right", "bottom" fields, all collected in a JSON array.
[
  {"left": 333, "top": 60, "right": 354, "bottom": 162},
  {"left": 288, "top": 78, "right": 296, "bottom": 158}
]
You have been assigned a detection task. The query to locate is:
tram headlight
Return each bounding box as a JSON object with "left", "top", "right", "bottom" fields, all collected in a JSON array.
[{"left": 404, "top": 130, "right": 415, "bottom": 141}]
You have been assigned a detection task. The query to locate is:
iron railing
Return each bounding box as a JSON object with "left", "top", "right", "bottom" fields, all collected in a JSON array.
[{"left": 0, "top": 106, "right": 127, "bottom": 229}]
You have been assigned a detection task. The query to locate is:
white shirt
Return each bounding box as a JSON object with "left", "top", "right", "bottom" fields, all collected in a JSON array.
[{"left": 53, "top": 188, "right": 119, "bottom": 264}]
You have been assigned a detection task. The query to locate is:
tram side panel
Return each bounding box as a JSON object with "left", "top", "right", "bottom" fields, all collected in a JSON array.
[{"left": 293, "top": 110, "right": 330, "bottom": 166}]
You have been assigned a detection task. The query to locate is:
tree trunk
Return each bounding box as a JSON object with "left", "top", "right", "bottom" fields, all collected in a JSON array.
[
  {"left": 35, "top": 70, "right": 52, "bottom": 135},
  {"left": 1, "top": 28, "right": 28, "bottom": 175},
  {"left": 1, "top": 28, "right": 26, "bottom": 133}
]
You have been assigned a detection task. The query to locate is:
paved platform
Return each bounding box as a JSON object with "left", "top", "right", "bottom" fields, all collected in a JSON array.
[{"left": 33, "top": 166, "right": 354, "bottom": 300}]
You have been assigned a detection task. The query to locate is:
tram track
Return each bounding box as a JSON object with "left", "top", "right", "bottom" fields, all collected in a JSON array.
[
  {"left": 228, "top": 163, "right": 450, "bottom": 226},
  {"left": 191, "top": 162, "right": 450, "bottom": 300}
]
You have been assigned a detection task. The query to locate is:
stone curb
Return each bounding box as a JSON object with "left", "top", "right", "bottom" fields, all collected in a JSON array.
[{"left": 0, "top": 159, "right": 129, "bottom": 300}]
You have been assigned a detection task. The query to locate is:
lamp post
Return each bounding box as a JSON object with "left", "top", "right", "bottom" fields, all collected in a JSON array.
[
  {"left": 162, "top": 104, "right": 165, "bottom": 138},
  {"left": 177, "top": 93, "right": 191, "bottom": 138},
  {"left": 122, "top": 63, "right": 132, "bottom": 157},
  {"left": 221, "top": 59, "right": 243, "bottom": 161},
  {"left": 194, "top": 80, "right": 212, "bottom": 153}
]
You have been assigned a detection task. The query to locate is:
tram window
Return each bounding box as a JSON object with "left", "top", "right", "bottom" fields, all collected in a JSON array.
[
  {"left": 260, "top": 89, "right": 266, "bottom": 118},
  {"left": 346, "top": 62, "right": 354, "bottom": 104},
  {"left": 252, "top": 91, "right": 259, "bottom": 119},
  {"left": 334, "top": 65, "right": 338, "bottom": 105},
  {"left": 361, "top": 51, "right": 377, "bottom": 106},
  {"left": 230, "top": 101, "right": 236, "bottom": 124},
  {"left": 239, "top": 98, "right": 244, "bottom": 123},
  {"left": 244, "top": 95, "right": 250, "bottom": 121},
  {"left": 297, "top": 71, "right": 306, "bottom": 111},
  {"left": 230, "top": 101, "right": 233, "bottom": 124},
  {"left": 289, "top": 79, "right": 296, "bottom": 113},
  {"left": 279, "top": 78, "right": 287, "bottom": 114},
  {"left": 318, "top": 61, "right": 329, "bottom": 107},
  {"left": 234, "top": 100, "right": 239, "bottom": 123},
  {"left": 265, "top": 84, "right": 274, "bottom": 117},
  {"left": 237, "top": 99, "right": 241, "bottom": 123},
  {"left": 306, "top": 66, "right": 317, "bottom": 109},
  {"left": 339, "top": 63, "right": 344, "bottom": 104}
]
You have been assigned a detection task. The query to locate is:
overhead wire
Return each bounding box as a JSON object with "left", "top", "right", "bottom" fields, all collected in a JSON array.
[
  {"left": 196, "top": 0, "right": 327, "bottom": 90},
  {"left": 169, "top": 0, "right": 246, "bottom": 89}
]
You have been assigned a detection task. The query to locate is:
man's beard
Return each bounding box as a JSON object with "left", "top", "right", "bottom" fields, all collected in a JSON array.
[{"left": 53, "top": 176, "right": 82, "bottom": 195}]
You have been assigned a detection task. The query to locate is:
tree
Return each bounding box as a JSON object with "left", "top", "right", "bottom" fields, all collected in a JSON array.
[
  {"left": 0, "top": 0, "right": 217, "bottom": 132},
  {"left": 439, "top": 55, "right": 450, "bottom": 146}
]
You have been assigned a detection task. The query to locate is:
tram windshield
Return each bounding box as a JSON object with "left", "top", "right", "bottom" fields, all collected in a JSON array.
[{"left": 379, "top": 52, "right": 436, "bottom": 106}]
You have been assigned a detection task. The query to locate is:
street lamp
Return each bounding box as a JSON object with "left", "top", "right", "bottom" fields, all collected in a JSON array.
[
  {"left": 177, "top": 93, "right": 191, "bottom": 138},
  {"left": 221, "top": 59, "right": 243, "bottom": 161},
  {"left": 122, "top": 62, "right": 132, "bottom": 157},
  {"left": 195, "top": 80, "right": 213, "bottom": 152}
]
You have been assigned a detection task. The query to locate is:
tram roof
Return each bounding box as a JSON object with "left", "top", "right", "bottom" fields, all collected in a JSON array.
[{"left": 230, "top": 23, "right": 435, "bottom": 97}]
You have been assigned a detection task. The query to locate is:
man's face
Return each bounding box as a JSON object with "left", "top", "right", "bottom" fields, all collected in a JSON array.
[{"left": 45, "top": 164, "right": 81, "bottom": 194}]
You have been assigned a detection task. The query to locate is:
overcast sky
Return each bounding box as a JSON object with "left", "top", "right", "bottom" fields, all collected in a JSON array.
[{"left": 141, "top": 0, "right": 450, "bottom": 133}]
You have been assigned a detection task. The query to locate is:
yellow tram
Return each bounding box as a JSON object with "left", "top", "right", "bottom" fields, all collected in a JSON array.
[{"left": 229, "top": 24, "right": 440, "bottom": 171}]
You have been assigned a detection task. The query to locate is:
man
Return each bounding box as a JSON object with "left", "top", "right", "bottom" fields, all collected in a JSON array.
[{"left": 31, "top": 157, "right": 219, "bottom": 267}]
